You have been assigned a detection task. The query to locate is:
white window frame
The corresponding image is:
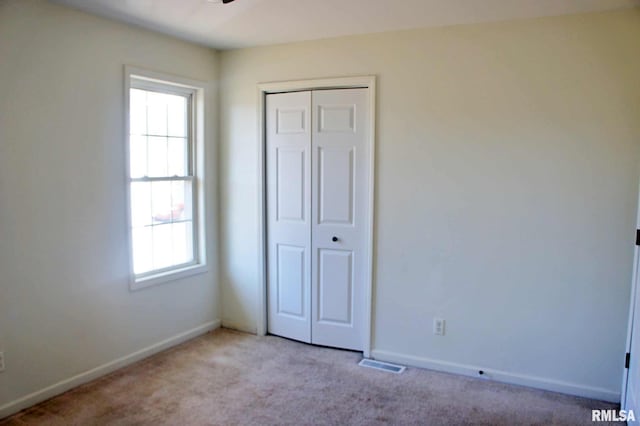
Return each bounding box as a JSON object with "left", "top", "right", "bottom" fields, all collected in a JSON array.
[{"left": 125, "top": 66, "right": 208, "bottom": 291}]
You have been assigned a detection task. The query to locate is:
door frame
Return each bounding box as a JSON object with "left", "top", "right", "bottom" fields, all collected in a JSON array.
[
  {"left": 622, "top": 245, "right": 638, "bottom": 407},
  {"left": 256, "top": 76, "right": 376, "bottom": 357},
  {"left": 622, "top": 192, "right": 640, "bottom": 407}
]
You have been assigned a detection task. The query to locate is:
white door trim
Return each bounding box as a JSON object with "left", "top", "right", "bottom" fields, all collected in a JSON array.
[
  {"left": 622, "top": 245, "right": 639, "bottom": 407},
  {"left": 256, "top": 76, "right": 376, "bottom": 357},
  {"left": 622, "top": 182, "right": 640, "bottom": 407}
]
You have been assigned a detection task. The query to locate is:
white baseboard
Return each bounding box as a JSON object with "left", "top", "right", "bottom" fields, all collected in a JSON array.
[
  {"left": 371, "top": 349, "right": 619, "bottom": 403},
  {"left": 0, "top": 319, "right": 221, "bottom": 419}
]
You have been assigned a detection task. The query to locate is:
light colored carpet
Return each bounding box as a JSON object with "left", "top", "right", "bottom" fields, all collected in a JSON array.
[{"left": 1, "top": 328, "right": 618, "bottom": 425}]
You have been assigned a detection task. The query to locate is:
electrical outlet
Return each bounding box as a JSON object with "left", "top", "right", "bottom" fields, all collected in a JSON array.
[
  {"left": 0, "top": 352, "right": 4, "bottom": 372},
  {"left": 433, "top": 318, "right": 445, "bottom": 336}
]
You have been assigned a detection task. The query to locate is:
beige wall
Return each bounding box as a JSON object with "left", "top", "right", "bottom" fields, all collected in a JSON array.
[
  {"left": 1, "top": 0, "right": 638, "bottom": 411},
  {"left": 0, "top": 0, "right": 219, "bottom": 413},
  {"left": 219, "top": 9, "right": 640, "bottom": 400}
]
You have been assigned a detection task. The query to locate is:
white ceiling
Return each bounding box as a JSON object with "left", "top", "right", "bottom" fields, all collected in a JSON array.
[{"left": 51, "top": 0, "right": 640, "bottom": 50}]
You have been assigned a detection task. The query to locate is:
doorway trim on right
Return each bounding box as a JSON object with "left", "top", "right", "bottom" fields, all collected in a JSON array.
[
  {"left": 621, "top": 194, "right": 640, "bottom": 409},
  {"left": 255, "top": 76, "right": 377, "bottom": 358}
]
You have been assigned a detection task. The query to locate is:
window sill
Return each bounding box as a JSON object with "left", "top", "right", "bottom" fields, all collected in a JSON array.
[{"left": 129, "top": 264, "right": 208, "bottom": 291}]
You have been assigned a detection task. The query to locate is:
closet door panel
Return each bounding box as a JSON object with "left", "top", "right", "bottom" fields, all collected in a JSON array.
[
  {"left": 311, "top": 88, "right": 369, "bottom": 351},
  {"left": 266, "top": 91, "right": 312, "bottom": 343}
]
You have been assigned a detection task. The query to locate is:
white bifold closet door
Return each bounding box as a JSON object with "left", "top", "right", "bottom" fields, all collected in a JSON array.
[
  {"left": 266, "top": 91, "right": 313, "bottom": 343},
  {"left": 266, "top": 88, "right": 369, "bottom": 351}
]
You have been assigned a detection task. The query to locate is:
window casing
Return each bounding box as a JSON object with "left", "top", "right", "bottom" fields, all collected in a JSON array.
[{"left": 127, "top": 71, "right": 206, "bottom": 289}]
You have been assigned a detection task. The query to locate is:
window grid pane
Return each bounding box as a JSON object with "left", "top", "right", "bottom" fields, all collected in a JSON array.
[
  {"left": 129, "top": 89, "right": 191, "bottom": 180},
  {"left": 129, "top": 82, "right": 196, "bottom": 277}
]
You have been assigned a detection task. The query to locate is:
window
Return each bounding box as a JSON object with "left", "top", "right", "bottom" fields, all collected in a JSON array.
[{"left": 127, "top": 70, "right": 206, "bottom": 289}]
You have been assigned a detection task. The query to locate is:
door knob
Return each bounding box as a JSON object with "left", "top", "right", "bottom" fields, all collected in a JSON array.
[{"left": 332, "top": 236, "right": 339, "bottom": 242}]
